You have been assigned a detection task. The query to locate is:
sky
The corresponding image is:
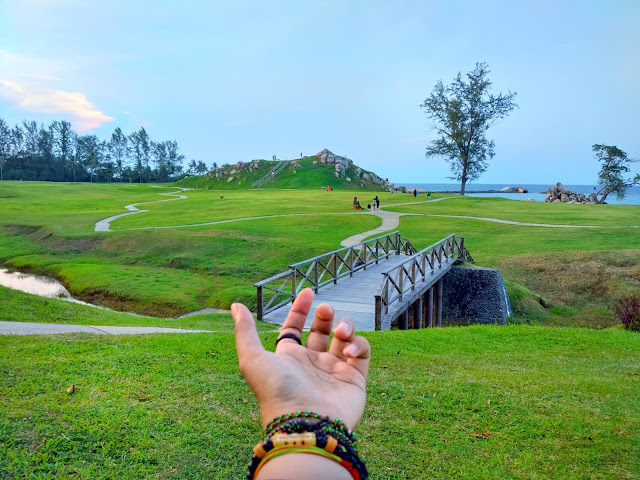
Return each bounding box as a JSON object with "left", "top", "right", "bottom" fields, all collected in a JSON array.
[{"left": 1, "top": 0, "right": 639, "bottom": 185}]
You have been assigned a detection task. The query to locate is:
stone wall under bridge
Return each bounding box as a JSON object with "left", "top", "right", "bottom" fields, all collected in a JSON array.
[{"left": 390, "top": 266, "right": 512, "bottom": 329}]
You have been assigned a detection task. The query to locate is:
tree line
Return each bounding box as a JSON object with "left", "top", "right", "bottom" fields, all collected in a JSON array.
[{"left": 0, "top": 117, "right": 209, "bottom": 183}]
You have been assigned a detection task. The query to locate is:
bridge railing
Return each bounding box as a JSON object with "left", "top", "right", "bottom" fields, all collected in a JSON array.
[
  {"left": 374, "top": 234, "right": 472, "bottom": 330},
  {"left": 255, "top": 231, "right": 415, "bottom": 319}
]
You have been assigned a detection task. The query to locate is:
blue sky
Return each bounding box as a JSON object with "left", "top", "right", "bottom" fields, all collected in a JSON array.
[{"left": 1, "top": 0, "right": 638, "bottom": 185}]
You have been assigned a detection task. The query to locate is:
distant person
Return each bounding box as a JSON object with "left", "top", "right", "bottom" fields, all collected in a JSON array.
[
  {"left": 353, "top": 196, "right": 361, "bottom": 210},
  {"left": 373, "top": 195, "right": 380, "bottom": 211},
  {"left": 413, "top": 188, "right": 417, "bottom": 198}
]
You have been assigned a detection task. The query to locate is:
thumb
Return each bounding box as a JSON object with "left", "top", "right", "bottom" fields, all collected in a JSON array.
[{"left": 231, "top": 303, "right": 265, "bottom": 368}]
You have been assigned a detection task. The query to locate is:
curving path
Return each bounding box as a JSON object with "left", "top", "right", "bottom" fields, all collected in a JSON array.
[
  {"left": 94, "top": 188, "right": 192, "bottom": 232},
  {"left": 94, "top": 190, "right": 639, "bottom": 237}
]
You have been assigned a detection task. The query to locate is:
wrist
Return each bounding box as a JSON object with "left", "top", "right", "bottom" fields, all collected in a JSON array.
[
  {"left": 256, "top": 453, "right": 352, "bottom": 480},
  {"left": 248, "top": 412, "right": 367, "bottom": 479}
]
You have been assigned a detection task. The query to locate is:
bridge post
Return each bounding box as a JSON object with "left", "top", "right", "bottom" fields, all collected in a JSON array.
[
  {"left": 291, "top": 268, "right": 297, "bottom": 299},
  {"left": 426, "top": 287, "right": 434, "bottom": 327},
  {"left": 256, "top": 286, "right": 263, "bottom": 320},
  {"left": 415, "top": 296, "right": 423, "bottom": 329},
  {"left": 436, "top": 278, "right": 443, "bottom": 327},
  {"left": 333, "top": 254, "right": 338, "bottom": 284},
  {"left": 375, "top": 241, "right": 379, "bottom": 264},
  {"left": 411, "top": 262, "right": 416, "bottom": 291},
  {"left": 399, "top": 310, "right": 408, "bottom": 330},
  {"left": 374, "top": 296, "right": 382, "bottom": 331},
  {"left": 314, "top": 262, "right": 319, "bottom": 293},
  {"left": 395, "top": 232, "right": 401, "bottom": 255}
]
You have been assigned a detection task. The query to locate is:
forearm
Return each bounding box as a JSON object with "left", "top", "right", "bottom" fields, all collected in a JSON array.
[{"left": 256, "top": 453, "right": 352, "bottom": 480}]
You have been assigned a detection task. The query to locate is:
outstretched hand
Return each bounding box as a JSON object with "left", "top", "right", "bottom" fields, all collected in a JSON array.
[{"left": 232, "top": 288, "right": 371, "bottom": 430}]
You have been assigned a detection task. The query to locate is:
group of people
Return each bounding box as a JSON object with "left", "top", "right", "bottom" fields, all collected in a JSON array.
[{"left": 352, "top": 196, "right": 381, "bottom": 211}]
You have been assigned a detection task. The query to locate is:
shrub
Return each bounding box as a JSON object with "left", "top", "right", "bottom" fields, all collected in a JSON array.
[{"left": 614, "top": 294, "right": 640, "bottom": 331}]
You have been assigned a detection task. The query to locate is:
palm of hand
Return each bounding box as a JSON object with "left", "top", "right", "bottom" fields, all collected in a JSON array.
[
  {"left": 249, "top": 343, "right": 367, "bottom": 429},
  {"left": 233, "top": 288, "right": 371, "bottom": 430}
]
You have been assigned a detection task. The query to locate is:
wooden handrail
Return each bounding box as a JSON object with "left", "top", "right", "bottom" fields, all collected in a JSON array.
[
  {"left": 374, "top": 234, "right": 473, "bottom": 329},
  {"left": 255, "top": 231, "right": 415, "bottom": 319}
]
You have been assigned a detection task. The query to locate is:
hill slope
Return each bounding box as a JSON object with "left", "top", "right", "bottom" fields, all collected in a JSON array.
[{"left": 177, "top": 150, "right": 392, "bottom": 191}]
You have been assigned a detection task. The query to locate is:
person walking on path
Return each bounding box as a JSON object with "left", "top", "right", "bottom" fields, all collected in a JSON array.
[
  {"left": 413, "top": 188, "right": 417, "bottom": 199},
  {"left": 373, "top": 195, "right": 380, "bottom": 211}
]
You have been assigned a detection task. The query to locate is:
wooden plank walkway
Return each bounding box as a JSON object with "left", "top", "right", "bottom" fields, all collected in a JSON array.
[{"left": 263, "top": 255, "right": 410, "bottom": 331}]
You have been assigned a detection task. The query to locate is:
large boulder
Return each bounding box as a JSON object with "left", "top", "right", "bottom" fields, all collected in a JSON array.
[{"left": 589, "top": 193, "right": 598, "bottom": 203}]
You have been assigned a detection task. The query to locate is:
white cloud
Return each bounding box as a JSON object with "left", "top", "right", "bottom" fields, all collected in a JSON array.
[{"left": 0, "top": 79, "right": 114, "bottom": 131}]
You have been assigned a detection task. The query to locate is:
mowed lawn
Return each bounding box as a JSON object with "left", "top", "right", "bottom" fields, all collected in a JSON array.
[
  {"left": 1, "top": 182, "right": 639, "bottom": 319},
  {"left": 1, "top": 181, "right": 640, "bottom": 478},
  {"left": 1, "top": 293, "right": 639, "bottom": 479}
]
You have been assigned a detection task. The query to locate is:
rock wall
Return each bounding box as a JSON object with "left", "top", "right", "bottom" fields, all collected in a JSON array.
[{"left": 442, "top": 266, "right": 511, "bottom": 325}]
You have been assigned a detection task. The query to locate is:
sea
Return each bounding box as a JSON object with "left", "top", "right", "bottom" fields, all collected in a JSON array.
[{"left": 397, "top": 183, "right": 640, "bottom": 206}]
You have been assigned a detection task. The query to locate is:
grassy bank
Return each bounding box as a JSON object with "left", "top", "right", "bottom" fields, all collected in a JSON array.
[
  {"left": 1, "top": 323, "right": 638, "bottom": 479},
  {"left": 1, "top": 180, "right": 640, "bottom": 479}
]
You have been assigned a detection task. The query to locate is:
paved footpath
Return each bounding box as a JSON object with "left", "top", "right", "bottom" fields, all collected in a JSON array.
[{"left": 0, "top": 321, "right": 211, "bottom": 336}]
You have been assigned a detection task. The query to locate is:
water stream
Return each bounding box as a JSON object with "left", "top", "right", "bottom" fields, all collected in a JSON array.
[
  {"left": 0, "top": 268, "right": 229, "bottom": 318},
  {"left": 0, "top": 268, "right": 102, "bottom": 309}
]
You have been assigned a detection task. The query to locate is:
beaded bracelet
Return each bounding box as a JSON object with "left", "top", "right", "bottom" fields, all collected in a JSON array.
[
  {"left": 264, "top": 411, "right": 359, "bottom": 450},
  {"left": 248, "top": 412, "right": 368, "bottom": 480}
]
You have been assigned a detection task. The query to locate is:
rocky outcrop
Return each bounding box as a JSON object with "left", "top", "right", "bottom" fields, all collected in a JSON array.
[
  {"left": 499, "top": 186, "right": 528, "bottom": 193},
  {"left": 542, "top": 182, "right": 598, "bottom": 204},
  {"left": 316, "top": 149, "right": 393, "bottom": 190}
]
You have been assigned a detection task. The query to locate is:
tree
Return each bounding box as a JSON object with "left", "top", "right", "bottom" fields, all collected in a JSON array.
[
  {"left": 593, "top": 144, "right": 639, "bottom": 204},
  {"left": 0, "top": 119, "right": 9, "bottom": 180},
  {"left": 420, "top": 62, "right": 518, "bottom": 195},
  {"left": 77, "top": 134, "right": 103, "bottom": 182},
  {"left": 53, "top": 120, "right": 75, "bottom": 181},
  {"left": 108, "top": 127, "right": 129, "bottom": 182},
  {"left": 165, "top": 140, "right": 184, "bottom": 179}
]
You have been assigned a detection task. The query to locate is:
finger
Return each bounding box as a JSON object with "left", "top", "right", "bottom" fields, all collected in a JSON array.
[
  {"left": 231, "top": 302, "right": 266, "bottom": 372},
  {"left": 343, "top": 336, "right": 371, "bottom": 380},
  {"left": 305, "top": 303, "right": 335, "bottom": 352},
  {"left": 328, "top": 318, "right": 355, "bottom": 360},
  {"left": 278, "top": 288, "right": 314, "bottom": 345}
]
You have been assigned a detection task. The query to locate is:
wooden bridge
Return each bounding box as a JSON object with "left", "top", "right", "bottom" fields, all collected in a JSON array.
[{"left": 255, "top": 232, "right": 474, "bottom": 331}]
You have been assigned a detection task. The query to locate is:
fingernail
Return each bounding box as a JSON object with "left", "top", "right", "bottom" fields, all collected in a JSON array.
[
  {"left": 345, "top": 343, "right": 359, "bottom": 356},
  {"left": 335, "top": 320, "right": 352, "bottom": 335}
]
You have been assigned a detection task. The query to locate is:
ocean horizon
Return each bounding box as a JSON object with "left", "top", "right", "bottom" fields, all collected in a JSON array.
[{"left": 395, "top": 183, "right": 640, "bottom": 206}]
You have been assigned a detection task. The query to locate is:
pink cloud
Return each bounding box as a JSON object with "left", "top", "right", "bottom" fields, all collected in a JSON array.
[{"left": 0, "top": 79, "right": 114, "bottom": 131}]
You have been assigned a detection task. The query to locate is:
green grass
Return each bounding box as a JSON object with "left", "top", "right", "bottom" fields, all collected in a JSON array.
[
  {"left": 1, "top": 181, "right": 640, "bottom": 478},
  {"left": 1, "top": 181, "right": 639, "bottom": 324},
  {"left": 1, "top": 325, "right": 638, "bottom": 479},
  {"left": 0, "top": 285, "right": 281, "bottom": 332}
]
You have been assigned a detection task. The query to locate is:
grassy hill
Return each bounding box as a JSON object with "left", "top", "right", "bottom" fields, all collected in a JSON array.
[{"left": 177, "top": 156, "right": 390, "bottom": 191}]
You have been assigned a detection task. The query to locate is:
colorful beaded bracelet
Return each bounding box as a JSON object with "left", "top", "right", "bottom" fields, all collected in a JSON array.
[{"left": 248, "top": 412, "right": 367, "bottom": 479}]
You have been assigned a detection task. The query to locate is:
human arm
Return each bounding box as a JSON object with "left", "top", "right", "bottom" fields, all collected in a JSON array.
[{"left": 231, "top": 288, "right": 371, "bottom": 479}]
